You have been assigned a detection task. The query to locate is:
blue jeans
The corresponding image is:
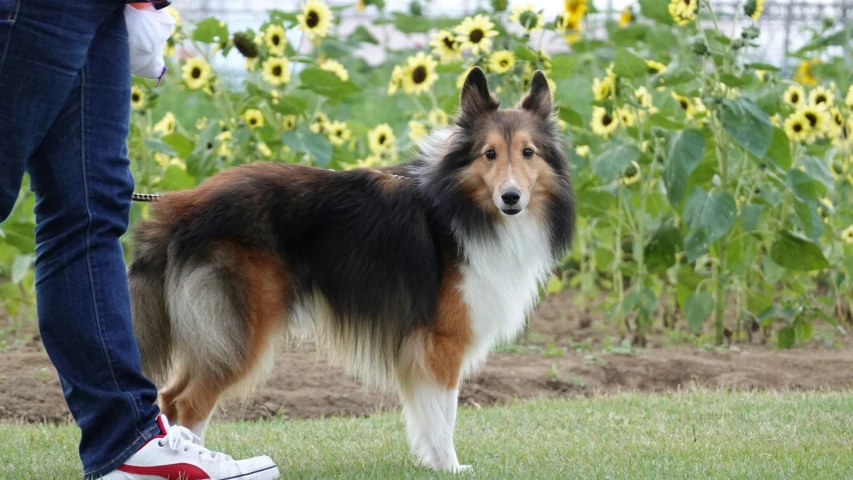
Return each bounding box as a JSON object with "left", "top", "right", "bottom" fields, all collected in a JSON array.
[{"left": 0, "top": 0, "right": 160, "bottom": 477}]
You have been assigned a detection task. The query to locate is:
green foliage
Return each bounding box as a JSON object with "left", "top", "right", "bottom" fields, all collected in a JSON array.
[{"left": 1, "top": 1, "right": 851, "bottom": 348}]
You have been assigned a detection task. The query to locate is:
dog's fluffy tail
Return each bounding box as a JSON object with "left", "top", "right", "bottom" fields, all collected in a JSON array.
[{"left": 128, "top": 216, "right": 173, "bottom": 383}]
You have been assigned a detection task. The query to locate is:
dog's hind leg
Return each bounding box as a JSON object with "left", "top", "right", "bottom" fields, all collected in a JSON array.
[
  {"left": 157, "top": 366, "right": 191, "bottom": 421},
  {"left": 167, "top": 243, "right": 288, "bottom": 443}
]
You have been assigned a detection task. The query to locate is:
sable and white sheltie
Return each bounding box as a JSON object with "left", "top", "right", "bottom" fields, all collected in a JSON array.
[{"left": 128, "top": 67, "right": 575, "bottom": 472}]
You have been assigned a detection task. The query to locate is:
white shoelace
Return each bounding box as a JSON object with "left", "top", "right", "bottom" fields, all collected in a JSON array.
[{"left": 159, "top": 423, "right": 234, "bottom": 462}]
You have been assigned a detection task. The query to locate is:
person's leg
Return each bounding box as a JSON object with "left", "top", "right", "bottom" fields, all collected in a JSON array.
[
  {"left": 0, "top": 0, "right": 160, "bottom": 477},
  {"left": 23, "top": 4, "right": 163, "bottom": 478}
]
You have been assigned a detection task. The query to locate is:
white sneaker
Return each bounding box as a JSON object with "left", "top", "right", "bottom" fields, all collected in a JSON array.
[{"left": 100, "top": 415, "right": 279, "bottom": 480}]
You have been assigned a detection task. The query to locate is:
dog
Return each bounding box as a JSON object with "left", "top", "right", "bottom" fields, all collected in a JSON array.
[{"left": 128, "top": 67, "right": 575, "bottom": 472}]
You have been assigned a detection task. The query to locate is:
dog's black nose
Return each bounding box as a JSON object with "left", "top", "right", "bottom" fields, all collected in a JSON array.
[{"left": 501, "top": 189, "right": 521, "bottom": 206}]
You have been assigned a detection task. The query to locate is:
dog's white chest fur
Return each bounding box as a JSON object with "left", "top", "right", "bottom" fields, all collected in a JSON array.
[{"left": 457, "top": 214, "right": 553, "bottom": 374}]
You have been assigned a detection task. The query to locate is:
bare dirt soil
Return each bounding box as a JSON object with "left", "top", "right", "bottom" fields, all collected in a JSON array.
[{"left": 1, "top": 290, "right": 851, "bottom": 424}]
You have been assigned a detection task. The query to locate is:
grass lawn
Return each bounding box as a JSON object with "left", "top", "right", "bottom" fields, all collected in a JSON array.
[{"left": 1, "top": 389, "right": 851, "bottom": 479}]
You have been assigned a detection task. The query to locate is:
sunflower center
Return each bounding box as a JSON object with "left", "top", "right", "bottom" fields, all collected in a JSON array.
[
  {"left": 378, "top": 134, "right": 386, "bottom": 144},
  {"left": 131, "top": 93, "right": 140, "bottom": 102},
  {"left": 249, "top": 118, "right": 257, "bottom": 125},
  {"left": 272, "top": 65, "right": 282, "bottom": 76},
  {"left": 679, "top": 100, "right": 689, "bottom": 110},
  {"left": 805, "top": 112, "right": 817, "bottom": 127},
  {"left": 191, "top": 67, "right": 201, "bottom": 79},
  {"left": 793, "top": 123, "right": 803, "bottom": 133},
  {"left": 602, "top": 114, "right": 613, "bottom": 126},
  {"left": 500, "top": 59, "right": 508, "bottom": 67},
  {"left": 816, "top": 95, "right": 826, "bottom": 104},
  {"left": 306, "top": 10, "right": 319, "bottom": 28},
  {"left": 443, "top": 36, "right": 455, "bottom": 49},
  {"left": 470, "top": 29, "right": 484, "bottom": 43},
  {"left": 412, "top": 66, "right": 427, "bottom": 84},
  {"left": 791, "top": 93, "right": 799, "bottom": 103},
  {"left": 272, "top": 35, "right": 281, "bottom": 46}
]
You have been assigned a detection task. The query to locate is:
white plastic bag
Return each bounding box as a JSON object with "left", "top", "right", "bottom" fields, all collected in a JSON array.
[{"left": 124, "top": 4, "right": 176, "bottom": 84}]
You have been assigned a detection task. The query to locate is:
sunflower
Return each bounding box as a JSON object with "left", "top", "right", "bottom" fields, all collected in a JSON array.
[
  {"left": 428, "top": 109, "right": 449, "bottom": 126},
  {"left": 182, "top": 57, "right": 212, "bottom": 91},
  {"left": 154, "top": 112, "right": 177, "bottom": 135},
  {"left": 671, "top": 92, "right": 694, "bottom": 118},
  {"left": 646, "top": 59, "right": 667, "bottom": 75},
  {"left": 408, "top": 120, "right": 428, "bottom": 141},
  {"left": 575, "top": 145, "right": 590, "bottom": 158},
  {"left": 592, "top": 76, "right": 614, "bottom": 101},
  {"left": 618, "top": 161, "right": 641, "bottom": 186},
  {"left": 368, "top": 124, "right": 396, "bottom": 154},
  {"left": 298, "top": 0, "right": 333, "bottom": 40},
  {"left": 387, "top": 65, "right": 404, "bottom": 95},
  {"left": 619, "top": 7, "right": 633, "bottom": 27},
  {"left": 565, "top": 0, "right": 587, "bottom": 17},
  {"left": 454, "top": 14, "right": 499, "bottom": 55},
  {"left": 401, "top": 52, "right": 438, "bottom": 96},
  {"left": 847, "top": 85, "right": 853, "bottom": 108},
  {"left": 799, "top": 105, "right": 827, "bottom": 140},
  {"left": 262, "top": 57, "right": 291, "bottom": 86},
  {"left": 257, "top": 142, "right": 273, "bottom": 158},
  {"left": 668, "top": 0, "right": 698, "bottom": 26},
  {"left": 509, "top": 2, "right": 544, "bottom": 33},
  {"left": 793, "top": 58, "right": 818, "bottom": 86},
  {"left": 828, "top": 108, "right": 846, "bottom": 137},
  {"left": 744, "top": 0, "right": 763, "bottom": 21},
  {"left": 429, "top": 31, "right": 462, "bottom": 63},
  {"left": 264, "top": 24, "right": 287, "bottom": 56},
  {"left": 617, "top": 108, "right": 636, "bottom": 128},
  {"left": 841, "top": 225, "right": 853, "bottom": 245},
  {"left": 130, "top": 85, "right": 145, "bottom": 110},
  {"left": 196, "top": 117, "right": 207, "bottom": 131},
  {"left": 784, "top": 111, "right": 810, "bottom": 143},
  {"left": 555, "top": 10, "right": 583, "bottom": 44},
  {"left": 309, "top": 112, "right": 330, "bottom": 134},
  {"left": 243, "top": 109, "right": 264, "bottom": 129},
  {"left": 320, "top": 59, "right": 349, "bottom": 81},
  {"left": 488, "top": 50, "right": 516, "bottom": 74},
  {"left": 590, "top": 107, "right": 618, "bottom": 138},
  {"left": 783, "top": 85, "right": 805, "bottom": 107},
  {"left": 808, "top": 85, "right": 834, "bottom": 109},
  {"left": 282, "top": 115, "right": 297, "bottom": 131},
  {"left": 817, "top": 197, "right": 834, "bottom": 220},
  {"left": 832, "top": 119, "right": 853, "bottom": 151},
  {"left": 216, "top": 131, "right": 232, "bottom": 157},
  {"left": 326, "top": 120, "right": 352, "bottom": 147},
  {"left": 634, "top": 86, "right": 657, "bottom": 115}
]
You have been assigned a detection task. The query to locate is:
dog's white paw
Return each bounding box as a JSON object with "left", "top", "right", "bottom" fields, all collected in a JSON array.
[{"left": 453, "top": 464, "right": 473, "bottom": 474}]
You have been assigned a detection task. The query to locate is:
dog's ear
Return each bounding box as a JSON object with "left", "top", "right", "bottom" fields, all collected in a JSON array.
[
  {"left": 518, "top": 70, "right": 553, "bottom": 119},
  {"left": 459, "top": 67, "right": 499, "bottom": 120}
]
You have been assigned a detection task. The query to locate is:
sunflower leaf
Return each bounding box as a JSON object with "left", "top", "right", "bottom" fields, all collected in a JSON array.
[
  {"left": 298, "top": 68, "right": 360, "bottom": 102},
  {"left": 720, "top": 98, "right": 774, "bottom": 159},
  {"left": 193, "top": 18, "right": 229, "bottom": 44},
  {"left": 664, "top": 129, "right": 705, "bottom": 208},
  {"left": 593, "top": 143, "right": 640, "bottom": 184},
  {"left": 770, "top": 231, "right": 829, "bottom": 271},
  {"left": 613, "top": 49, "right": 647, "bottom": 79}
]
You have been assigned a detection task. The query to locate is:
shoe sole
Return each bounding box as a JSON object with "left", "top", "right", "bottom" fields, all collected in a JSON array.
[{"left": 221, "top": 465, "right": 280, "bottom": 480}]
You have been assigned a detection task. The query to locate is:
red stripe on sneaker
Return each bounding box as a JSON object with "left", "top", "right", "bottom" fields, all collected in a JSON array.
[{"left": 116, "top": 463, "right": 209, "bottom": 479}]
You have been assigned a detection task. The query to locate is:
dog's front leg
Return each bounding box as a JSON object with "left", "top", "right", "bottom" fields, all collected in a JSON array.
[{"left": 401, "top": 380, "right": 471, "bottom": 473}]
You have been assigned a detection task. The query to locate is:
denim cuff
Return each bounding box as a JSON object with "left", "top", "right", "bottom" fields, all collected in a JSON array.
[{"left": 83, "top": 423, "right": 160, "bottom": 479}]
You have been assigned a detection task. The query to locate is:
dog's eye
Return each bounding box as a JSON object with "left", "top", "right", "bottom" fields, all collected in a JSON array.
[
  {"left": 485, "top": 150, "right": 496, "bottom": 160},
  {"left": 523, "top": 148, "right": 534, "bottom": 158}
]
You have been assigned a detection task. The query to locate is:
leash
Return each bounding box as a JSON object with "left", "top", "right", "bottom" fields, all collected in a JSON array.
[
  {"left": 132, "top": 193, "right": 162, "bottom": 202},
  {"left": 130, "top": 169, "right": 409, "bottom": 203}
]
